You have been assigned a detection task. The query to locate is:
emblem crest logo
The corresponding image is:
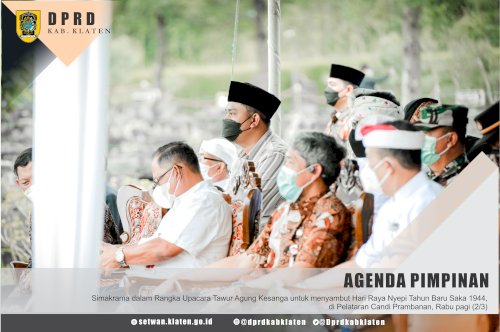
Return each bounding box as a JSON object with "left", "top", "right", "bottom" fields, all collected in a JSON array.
[{"left": 16, "top": 10, "right": 41, "bottom": 43}]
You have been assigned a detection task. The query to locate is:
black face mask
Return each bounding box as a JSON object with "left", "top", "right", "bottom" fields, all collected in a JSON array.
[
  {"left": 221, "top": 116, "right": 252, "bottom": 142},
  {"left": 324, "top": 87, "right": 340, "bottom": 106}
]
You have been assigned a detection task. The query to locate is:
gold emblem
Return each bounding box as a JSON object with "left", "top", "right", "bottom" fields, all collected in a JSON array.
[{"left": 16, "top": 10, "right": 41, "bottom": 43}]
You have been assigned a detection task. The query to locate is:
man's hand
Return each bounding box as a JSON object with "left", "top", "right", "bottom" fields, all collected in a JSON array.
[{"left": 100, "top": 243, "right": 120, "bottom": 268}]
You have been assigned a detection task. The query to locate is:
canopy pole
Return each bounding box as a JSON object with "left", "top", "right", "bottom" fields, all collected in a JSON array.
[
  {"left": 268, "top": 0, "right": 281, "bottom": 136},
  {"left": 32, "top": 32, "right": 110, "bottom": 311}
]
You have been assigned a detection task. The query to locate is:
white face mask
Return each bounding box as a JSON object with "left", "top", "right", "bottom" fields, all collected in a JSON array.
[
  {"left": 359, "top": 159, "right": 391, "bottom": 194},
  {"left": 24, "top": 185, "right": 35, "bottom": 202},
  {"left": 152, "top": 170, "right": 180, "bottom": 209},
  {"left": 199, "top": 162, "right": 220, "bottom": 180}
]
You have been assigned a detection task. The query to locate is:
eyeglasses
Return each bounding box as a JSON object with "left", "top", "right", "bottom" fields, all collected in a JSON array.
[
  {"left": 152, "top": 166, "right": 174, "bottom": 190},
  {"left": 203, "top": 157, "right": 223, "bottom": 163}
]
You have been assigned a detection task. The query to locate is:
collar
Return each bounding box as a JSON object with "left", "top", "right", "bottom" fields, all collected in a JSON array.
[
  {"left": 392, "top": 171, "right": 428, "bottom": 202},
  {"left": 239, "top": 129, "right": 273, "bottom": 160},
  {"left": 290, "top": 191, "right": 328, "bottom": 215},
  {"left": 214, "top": 178, "right": 228, "bottom": 189},
  {"left": 428, "top": 152, "right": 469, "bottom": 182},
  {"left": 172, "top": 180, "right": 207, "bottom": 207}
]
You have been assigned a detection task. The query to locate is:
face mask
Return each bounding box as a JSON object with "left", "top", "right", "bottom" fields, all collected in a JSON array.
[
  {"left": 221, "top": 116, "right": 252, "bottom": 142},
  {"left": 199, "top": 162, "right": 219, "bottom": 180},
  {"left": 152, "top": 169, "right": 180, "bottom": 209},
  {"left": 359, "top": 159, "right": 391, "bottom": 194},
  {"left": 324, "top": 87, "right": 340, "bottom": 107},
  {"left": 24, "top": 185, "right": 35, "bottom": 202},
  {"left": 277, "top": 165, "right": 317, "bottom": 202},
  {"left": 421, "top": 133, "right": 451, "bottom": 166}
]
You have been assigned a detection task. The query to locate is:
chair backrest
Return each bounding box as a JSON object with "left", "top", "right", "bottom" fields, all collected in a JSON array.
[
  {"left": 352, "top": 192, "right": 374, "bottom": 250},
  {"left": 227, "top": 160, "right": 262, "bottom": 256},
  {"left": 334, "top": 159, "right": 374, "bottom": 258},
  {"left": 117, "top": 184, "right": 165, "bottom": 244},
  {"left": 335, "top": 158, "right": 364, "bottom": 208}
]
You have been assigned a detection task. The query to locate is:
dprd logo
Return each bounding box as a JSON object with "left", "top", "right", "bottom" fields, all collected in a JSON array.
[{"left": 16, "top": 10, "right": 41, "bottom": 43}]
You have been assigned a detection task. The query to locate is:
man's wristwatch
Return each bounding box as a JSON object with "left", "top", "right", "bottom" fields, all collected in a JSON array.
[{"left": 115, "top": 247, "right": 127, "bottom": 267}]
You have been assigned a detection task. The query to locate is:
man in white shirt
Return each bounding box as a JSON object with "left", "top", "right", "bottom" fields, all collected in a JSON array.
[
  {"left": 198, "top": 138, "right": 237, "bottom": 192},
  {"left": 100, "top": 142, "right": 232, "bottom": 269},
  {"left": 355, "top": 120, "right": 442, "bottom": 268}
]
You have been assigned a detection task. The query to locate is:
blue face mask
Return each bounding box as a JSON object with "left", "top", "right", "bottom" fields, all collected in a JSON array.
[
  {"left": 277, "top": 164, "right": 317, "bottom": 202},
  {"left": 421, "top": 133, "right": 451, "bottom": 166}
]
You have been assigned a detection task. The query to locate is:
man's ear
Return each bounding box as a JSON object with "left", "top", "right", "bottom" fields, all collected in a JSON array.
[
  {"left": 385, "top": 158, "right": 396, "bottom": 174},
  {"left": 448, "top": 131, "right": 459, "bottom": 147},
  {"left": 15, "top": 178, "right": 20, "bottom": 186},
  {"left": 344, "top": 84, "right": 355, "bottom": 95},
  {"left": 174, "top": 165, "right": 183, "bottom": 179},
  {"left": 250, "top": 113, "right": 261, "bottom": 128},
  {"left": 312, "top": 164, "right": 323, "bottom": 178},
  {"left": 216, "top": 162, "right": 225, "bottom": 175}
]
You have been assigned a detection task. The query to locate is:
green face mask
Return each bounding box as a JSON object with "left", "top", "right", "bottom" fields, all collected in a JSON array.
[
  {"left": 221, "top": 116, "right": 252, "bottom": 142},
  {"left": 421, "top": 133, "right": 451, "bottom": 166},
  {"left": 324, "top": 87, "right": 340, "bottom": 106}
]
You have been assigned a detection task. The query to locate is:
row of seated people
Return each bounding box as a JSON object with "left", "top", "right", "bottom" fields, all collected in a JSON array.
[
  {"left": 102, "top": 131, "right": 371, "bottom": 271},
  {"left": 117, "top": 146, "right": 373, "bottom": 264},
  {"left": 107, "top": 101, "right": 498, "bottom": 274},
  {"left": 9, "top": 68, "right": 499, "bottom": 331},
  {"left": 11, "top": 78, "right": 498, "bottom": 277},
  {"left": 109, "top": 127, "right": 496, "bottom": 332},
  {"left": 12, "top": 77, "right": 498, "bottom": 273}
]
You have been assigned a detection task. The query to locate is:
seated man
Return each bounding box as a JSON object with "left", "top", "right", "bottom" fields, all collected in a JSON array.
[
  {"left": 100, "top": 142, "right": 232, "bottom": 269},
  {"left": 340, "top": 92, "right": 401, "bottom": 218},
  {"left": 14, "top": 147, "right": 35, "bottom": 200},
  {"left": 198, "top": 138, "right": 237, "bottom": 191},
  {"left": 209, "top": 132, "right": 352, "bottom": 269},
  {"left": 324, "top": 64, "right": 365, "bottom": 146},
  {"left": 13, "top": 148, "right": 121, "bottom": 269},
  {"left": 222, "top": 81, "right": 288, "bottom": 229},
  {"left": 355, "top": 121, "right": 442, "bottom": 268},
  {"left": 10, "top": 147, "right": 122, "bottom": 295},
  {"left": 414, "top": 104, "right": 469, "bottom": 186}
]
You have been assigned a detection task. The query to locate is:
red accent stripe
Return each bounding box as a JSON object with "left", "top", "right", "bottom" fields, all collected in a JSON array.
[{"left": 360, "top": 124, "right": 397, "bottom": 137}]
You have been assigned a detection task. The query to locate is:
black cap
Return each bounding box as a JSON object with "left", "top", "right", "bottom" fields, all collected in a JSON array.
[
  {"left": 329, "top": 64, "right": 365, "bottom": 86},
  {"left": 403, "top": 97, "right": 438, "bottom": 120},
  {"left": 227, "top": 81, "right": 281, "bottom": 118},
  {"left": 474, "top": 101, "right": 499, "bottom": 143}
]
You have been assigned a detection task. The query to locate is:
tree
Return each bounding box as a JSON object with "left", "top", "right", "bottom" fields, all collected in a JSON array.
[
  {"left": 401, "top": 5, "right": 421, "bottom": 104},
  {"left": 253, "top": 0, "right": 268, "bottom": 87}
]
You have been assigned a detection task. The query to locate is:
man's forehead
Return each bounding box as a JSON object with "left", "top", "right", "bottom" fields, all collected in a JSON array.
[
  {"left": 151, "top": 158, "right": 167, "bottom": 170},
  {"left": 225, "top": 101, "right": 246, "bottom": 111},
  {"left": 17, "top": 162, "right": 32, "bottom": 175},
  {"left": 426, "top": 126, "right": 449, "bottom": 136},
  {"left": 199, "top": 151, "right": 216, "bottom": 159},
  {"left": 327, "top": 77, "right": 344, "bottom": 86}
]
